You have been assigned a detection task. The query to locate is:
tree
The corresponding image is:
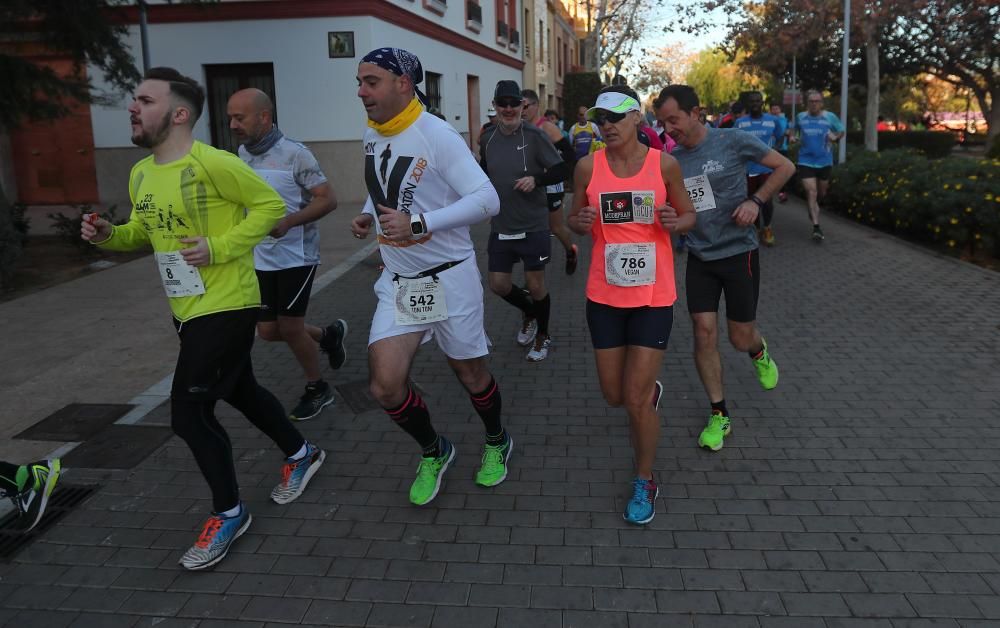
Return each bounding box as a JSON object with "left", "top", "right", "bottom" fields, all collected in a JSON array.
[
  {"left": 684, "top": 48, "right": 767, "bottom": 112},
  {"left": 631, "top": 42, "right": 697, "bottom": 96},
  {"left": 580, "top": 0, "right": 664, "bottom": 80}
]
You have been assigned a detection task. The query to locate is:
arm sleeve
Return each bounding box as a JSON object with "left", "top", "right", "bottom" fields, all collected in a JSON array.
[
  {"left": 97, "top": 164, "right": 152, "bottom": 251},
  {"left": 554, "top": 136, "right": 575, "bottom": 167},
  {"left": 421, "top": 125, "right": 500, "bottom": 233},
  {"left": 203, "top": 152, "right": 285, "bottom": 264},
  {"left": 536, "top": 161, "right": 570, "bottom": 186},
  {"left": 478, "top": 129, "right": 490, "bottom": 175}
]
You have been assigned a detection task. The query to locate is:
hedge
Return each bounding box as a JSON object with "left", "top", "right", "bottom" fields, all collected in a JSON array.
[
  {"left": 826, "top": 149, "right": 1000, "bottom": 258},
  {"left": 562, "top": 72, "right": 603, "bottom": 123},
  {"left": 845, "top": 130, "right": 955, "bottom": 158}
]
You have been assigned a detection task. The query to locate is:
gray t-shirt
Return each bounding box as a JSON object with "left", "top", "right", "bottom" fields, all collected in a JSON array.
[
  {"left": 671, "top": 126, "right": 770, "bottom": 261},
  {"left": 480, "top": 123, "right": 563, "bottom": 234}
]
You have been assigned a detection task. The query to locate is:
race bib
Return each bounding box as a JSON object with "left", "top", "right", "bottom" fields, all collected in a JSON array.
[
  {"left": 604, "top": 242, "right": 656, "bottom": 286},
  {"left": 155, "top": 251, "right": 205, "bottom": 298},
  {"left": 600, "top": 191, "right": 656, "bottom": 224},
  {"left": 498, "top": 232, "right": 526, "bottom": 240},
  {"left": 683, "top": 174, "right": 718, "bottom": 212},
  {"left": 394, "top": 276, "right": 448, "bottom": 325}
]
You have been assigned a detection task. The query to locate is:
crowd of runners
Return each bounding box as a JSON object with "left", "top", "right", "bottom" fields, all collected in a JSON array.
[{"left": 0, "top": 45, "right": 847, "bottom": 569}]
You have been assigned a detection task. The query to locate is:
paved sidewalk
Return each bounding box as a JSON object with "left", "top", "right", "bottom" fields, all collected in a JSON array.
[{"left": 1, "top": 197, "right": 999, "bottom": 627}]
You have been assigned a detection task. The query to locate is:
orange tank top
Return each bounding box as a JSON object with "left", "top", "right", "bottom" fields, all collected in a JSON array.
[{"left": 585, "top": 148, "right": 676, "bottom": 308}]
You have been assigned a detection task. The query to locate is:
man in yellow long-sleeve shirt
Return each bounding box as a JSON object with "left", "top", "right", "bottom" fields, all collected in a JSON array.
[{"left": 81, "top": 67, "right": 326, "bottom": 570}]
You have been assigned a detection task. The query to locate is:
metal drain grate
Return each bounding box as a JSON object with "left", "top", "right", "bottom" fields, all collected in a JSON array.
[
  {"left": 15, "top": 403, "right": 134, "bottom": 441},
  {"left": 0, "top": 484, "right": 99, "bottom": 561}
]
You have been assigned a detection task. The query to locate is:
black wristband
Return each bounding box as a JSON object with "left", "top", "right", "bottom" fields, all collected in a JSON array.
[{"left": 749, "top": 195, "right": 765, "bottom": 209}]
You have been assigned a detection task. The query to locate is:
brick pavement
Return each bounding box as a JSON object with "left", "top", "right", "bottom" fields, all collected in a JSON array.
[{"left": 1, "top": 197, "right": 999, "bottom": 627}]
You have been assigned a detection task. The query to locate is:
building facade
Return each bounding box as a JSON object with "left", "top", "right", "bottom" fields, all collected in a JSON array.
[
  {"left": 8, "top": 0, "right": 525, "bottom": 207},
  {"left": 521, "top": 1, "right": 584, "bottom": 117}
]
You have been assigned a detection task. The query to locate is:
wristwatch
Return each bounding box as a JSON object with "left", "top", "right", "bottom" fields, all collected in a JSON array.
[{"left": 410, "top": 213, "right": 427, "bottom": 236}]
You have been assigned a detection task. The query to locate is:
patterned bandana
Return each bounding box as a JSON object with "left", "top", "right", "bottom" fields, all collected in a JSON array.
[{"left": 361, "top": 48, "right": 424, "bottom": 87}]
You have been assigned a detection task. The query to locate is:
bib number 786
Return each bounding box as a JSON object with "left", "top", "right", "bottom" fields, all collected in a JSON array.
[{"left": 621, "top": 257, "right": 647, "bottom": 270}]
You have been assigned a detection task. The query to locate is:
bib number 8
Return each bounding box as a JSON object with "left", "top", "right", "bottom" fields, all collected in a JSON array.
[
  {"left": 620, "top": 257, "right": 647, "bottom": 270},
  {"left": 165, "top": 268, "right": 174, "bottom": 279}
]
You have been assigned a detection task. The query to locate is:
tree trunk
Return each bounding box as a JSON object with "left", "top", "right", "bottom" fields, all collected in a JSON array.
[
  {"left": 863, "top": 25, "right": 879, "bottom": 152},
  {"left": 986, "top": 84, "right": 998, "bottom": 145}
]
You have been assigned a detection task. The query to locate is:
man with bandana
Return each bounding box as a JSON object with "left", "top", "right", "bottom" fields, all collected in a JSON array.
[
  {"left": 227, "top": 88, "right": 348, "bottom": 422},
  {"left": 351, "top": 48, "right": 509, "bottom": 506}
]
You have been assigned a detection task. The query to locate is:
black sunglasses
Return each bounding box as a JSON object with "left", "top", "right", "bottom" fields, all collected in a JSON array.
[
  {"left": 592, "top": 110, "right": 629, "bottom": 126},
  {"left": 495, "top": 98, "right": 522, "bottom": 109}
]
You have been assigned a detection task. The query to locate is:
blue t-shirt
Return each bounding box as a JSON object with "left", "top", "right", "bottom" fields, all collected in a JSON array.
[
  {"left": 734, "top": 113, "right": 784, "bottom": 175},
  {"left": 795, "top": 111, "right": 845, "bottom": 167},
  {"left": 671, "top": 127, "right": 770, "bottom": 261},
  {"left": 774, "top": 115, "right": 789, "bottom": 151}
]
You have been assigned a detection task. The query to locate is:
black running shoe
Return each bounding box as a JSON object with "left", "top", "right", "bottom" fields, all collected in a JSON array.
[
  {"left": 565, "top": 243, "right": 579, "bottom": 275},
  {"left": 319, "top": 319, "right": 349, "bottom": 369},
  {"left": 289, "top": 382, "right": 336, "bottom": 421}
]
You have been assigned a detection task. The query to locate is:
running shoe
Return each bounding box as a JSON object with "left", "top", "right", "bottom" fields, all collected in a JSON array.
[
  {"left": 516, "top": 317, "right": 538, "bottom": 347},
  {"left": 271, "top": 442, "right": 326, "bottom": 504},
  {"left": 752, "top": 339, "right": 779, "bottom": 390},
  {"left": 475, "top": 434, "right": 513, "bottom": 487},
  {"left": 179, "top": 505, "right": 251, "bottom": 570},
  {"left": 698, "top": 412, "right": 732, "bottom": 452},
  {"left": 319, "top": 319, "right": 349, "bottom": 369},
  {"left": 11, "top": 459, "right": 60, "bottom": 532},
  {"left": 652, "top": 380, "right": 663, "bottom": 411},
  {"left": 565, "top": 243, "right": 579, "bottom": 275},
  {"left": 762, "top": 226, "right": 775, "bottom": 247},
  {"left": 778, "top": 192, "right": 787, "bottom": 203},
  {"left": 623, "top": 477, "right": 658, "bottom": 525},
  {"left": 526, "top": 336, "right": 551, "bottom": 362},
  {"left": 289, "top": 382, "right": 336, "bottom": 421},
  {"left": 410, "top": 437, "right": 455, "bottom": 506},
  {"left": 811, "top": 225, "right": 825, "bottom": 242}
]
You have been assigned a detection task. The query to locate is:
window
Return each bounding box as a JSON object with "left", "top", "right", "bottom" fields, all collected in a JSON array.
[
  {"left": 423, "top": 0, "right": 447, "bottom": 16},
  {"left": 425, "top": 71, "right": 442, "bottom": 113},
  {"left": 538, "top": 20, "right": 544, "bottom": 61},
  {"left": 466, "top": 0, "right": 482, "bottom": 32},
  {"left": 557, "top": 36, "right": 562, "bottom": 75},
  {"left": 204, "top": 63, "right": 276, "bottom": 154},
  {"left": 495, "top": 0, "right": 509, "bottom": 44}
]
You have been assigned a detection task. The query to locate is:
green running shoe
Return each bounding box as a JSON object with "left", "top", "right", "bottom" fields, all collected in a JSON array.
[
  {"left": 475, "top": 434, "right": 513, "bottom": 487},
  {"left": 698, "top": 412, "right": 732, "bottom": 452},
  {"left": 409, "top": 437, "right": 455, "bottom": 506},
  {"left": 752, "top": 339, "right": 779, "bottom": 390}
]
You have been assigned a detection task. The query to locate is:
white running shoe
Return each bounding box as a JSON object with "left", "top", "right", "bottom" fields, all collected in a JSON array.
[
  {"left": 526, "top": 337, "right": 551, "bottom": 362},
  {"left": 516, "top": 317, "right": 537, "bottom": 347}
]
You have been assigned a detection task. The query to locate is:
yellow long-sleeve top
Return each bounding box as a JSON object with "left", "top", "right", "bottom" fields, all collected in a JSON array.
[{"left": 98, "top": 141, "right": 284, "bottom": 322}]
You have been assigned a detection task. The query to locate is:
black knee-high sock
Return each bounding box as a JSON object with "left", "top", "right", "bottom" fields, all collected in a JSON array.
[
  {"left": 385, "top": 387, "right": 440, "bottom": 457},
  {"left": 501, "top": 284, "right": 534, "bottom": 315},
  {"left": 470, "top": 377, "right": 504, "bottom": 444},
  {"left": 533, "top": 294, "right": 551, "bottom": 336}
]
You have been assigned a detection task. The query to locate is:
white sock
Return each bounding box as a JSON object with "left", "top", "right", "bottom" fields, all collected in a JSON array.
[
  {"left": 289, "top": 443, "right": 308, "bottom": 461},
  {"left": 219, "top": 503, "right": 242, "bottom": 518}
]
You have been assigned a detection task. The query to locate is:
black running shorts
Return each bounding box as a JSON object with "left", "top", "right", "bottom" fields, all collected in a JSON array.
[
  {"left": 797, "top": 165, "right": 832, "bottom": 181},
  {"left": 586, "top": 300, "right": 674, "bottom": 350},
  {"left": 487, "top": 230, "right": 552, "bottom": 273},
  {"left": 685, "top": 250, "right": 760, "bottom": 323},
  {"left": 256, "top": 265, "right": 317, "bottom": 321},
  {"left": 547, "top": 192, "right": 564, "bottom": 213}
]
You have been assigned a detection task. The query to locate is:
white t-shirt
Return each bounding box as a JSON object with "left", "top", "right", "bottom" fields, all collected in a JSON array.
[
  {"left": 240, "top": 136, "right": 328, "bottom": 271},
  {"left": 362, "top": 112, "right": 492, "bottom": 276}
]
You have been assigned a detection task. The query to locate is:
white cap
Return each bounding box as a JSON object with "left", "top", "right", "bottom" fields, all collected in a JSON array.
[
  {"left": 586, "top": 92, "right": 641, "bottom": 121},
  {"left": 487, "top": 108, "right": 497, "bottom": 117}
]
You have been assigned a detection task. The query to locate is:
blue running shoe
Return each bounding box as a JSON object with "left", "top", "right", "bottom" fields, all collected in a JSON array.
[
  {"left": 271, "top": 442, "right": 326, "bottom": 505},
  {"left": 623, "top": 477, "right": 659, "bottom": 525},
  {"left": 179, "top": 504, "right": 251, "bottom": 570}
]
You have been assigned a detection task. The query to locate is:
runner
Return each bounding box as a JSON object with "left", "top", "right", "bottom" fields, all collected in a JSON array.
[
  {"left": 793, "top": 90, "right": 845, "bottom": 241},
  {"left": 227, "top": 88, "right": 348, "bottom": 421},
  {"left": 481, "top": 81, "right": 569, "bottom": 362},
  {"left": 521, "top": 89, "right": 579, "bottom": 275},
  {"left": 735, "top": 91, "right": 785, "bottom": 246},
  {"left": 81, "top": 67, "right": 324, "bottom": 570},
  {"left": 353, "top": 48, "right": 510, "bottom": 505},
  {"left": 567, "top": 86, "right": 695, "bottom": 524},
  {"left": 768, "top": 102, "right": 790, "bottom": 203},
  {"left": 654, "top": 84, "right": 793, "bottom": 453},
  {"left": 0, "top": 459, "right": 60, "bottom": 532},
  {"left": 570, "top": 105, "right": 602, "bottom": 160}
]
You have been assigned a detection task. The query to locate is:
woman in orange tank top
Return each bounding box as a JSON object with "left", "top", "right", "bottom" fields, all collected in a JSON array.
[{"left": 567, "top": 86, "right": 695, "bottom": 525}]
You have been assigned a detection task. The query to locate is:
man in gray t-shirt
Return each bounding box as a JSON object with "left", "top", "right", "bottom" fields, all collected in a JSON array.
[
  {"left": 655, "top": 84, "right": 794, "bottom": 454},
  {"left": 479, "top": 80, "right": 568, "bottom": 362}
]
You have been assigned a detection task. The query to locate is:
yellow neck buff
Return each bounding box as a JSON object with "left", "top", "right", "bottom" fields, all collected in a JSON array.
[{"left": 368, "top": 97, "right": 423, "bottom": 136}]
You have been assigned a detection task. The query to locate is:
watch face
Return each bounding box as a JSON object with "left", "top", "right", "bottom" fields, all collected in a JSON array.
[{"left": 411, "top": 217, "right": 424, "bottom": 234}]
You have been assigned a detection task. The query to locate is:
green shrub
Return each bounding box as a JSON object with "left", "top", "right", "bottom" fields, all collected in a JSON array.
[
  {"left": 0, "top": 195, "right": 24, "bottom": 291},
  {"left": 828, "top": 150, "right": 1000, "bottom": 258},
  {"left": 988, "top": 134, "right": 1000, "bottom": 159},
  {"left": 48, "top": 205, "right": 126, "bottom": 256},
  {"left": 562, "top": 72, "right": 603, "bottom": 122},
  {"left": 846, "top": 130, "right": 956, "bottom": 158}
]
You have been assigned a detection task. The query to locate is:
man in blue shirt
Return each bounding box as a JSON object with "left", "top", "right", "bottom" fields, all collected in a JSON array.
[
  {"left": 793, "top": 90, "right": 845, "bottom": 241},
  {"left": 735, "top": 91, "right": 784, "bottom": 246}
]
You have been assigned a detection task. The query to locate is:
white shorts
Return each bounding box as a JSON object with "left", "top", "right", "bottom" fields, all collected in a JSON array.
[{"left": 368, "top": 256, "right": 491, "bottom": 360}]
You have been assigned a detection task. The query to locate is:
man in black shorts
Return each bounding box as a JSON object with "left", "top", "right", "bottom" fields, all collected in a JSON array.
[
  {"left": 655, "top": 85, "right": 794, "bottom": 452},
  {"left": 480, "top": 80, "right": 569, "bottom": 361},
  {"left": 228, "top": 88, "right": 348, "bottom": 421}
]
